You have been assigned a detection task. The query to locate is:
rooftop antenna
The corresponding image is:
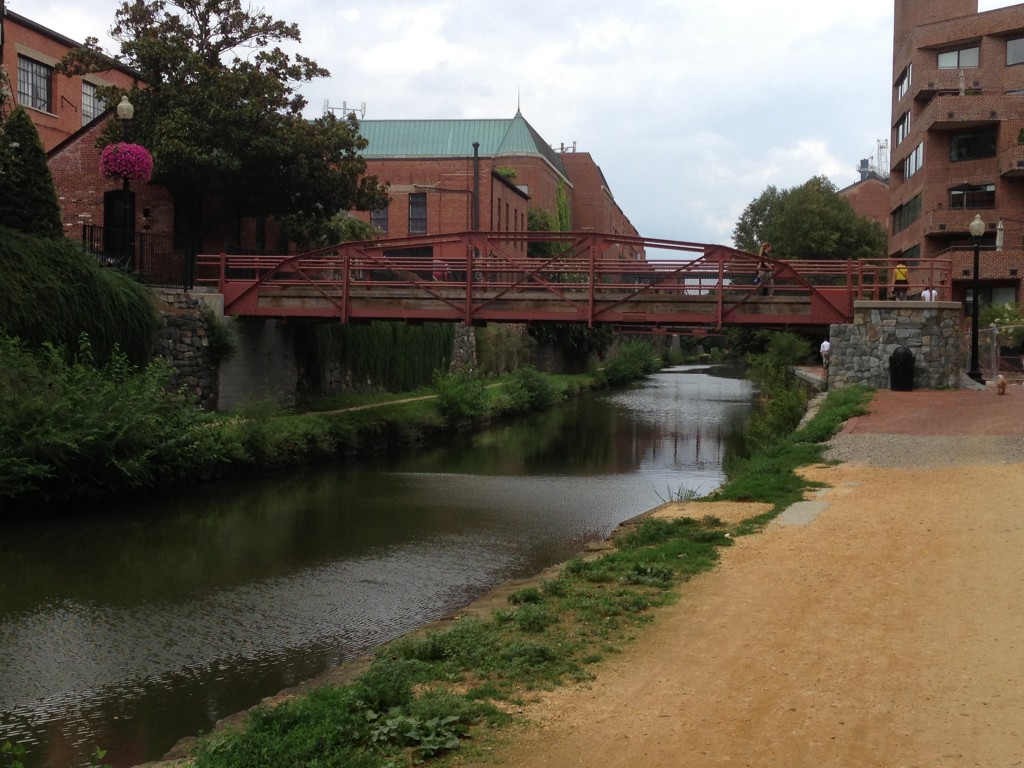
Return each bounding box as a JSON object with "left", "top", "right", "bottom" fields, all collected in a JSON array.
[{"left": 324, "top": 99, "right": 366, "bottom": 118}]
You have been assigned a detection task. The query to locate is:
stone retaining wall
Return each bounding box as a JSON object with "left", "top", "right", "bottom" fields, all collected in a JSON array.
[
  {"left": 828, "top": 300, "right": 962, "bottom": 390},
  {"left": 152, "top": 289, "right": 219, "bottom": 409}
]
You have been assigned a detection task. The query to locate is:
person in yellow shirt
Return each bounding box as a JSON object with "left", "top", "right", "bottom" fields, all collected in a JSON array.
[{"left": 893, "top": 261, "right": 909, "bottom": 300}]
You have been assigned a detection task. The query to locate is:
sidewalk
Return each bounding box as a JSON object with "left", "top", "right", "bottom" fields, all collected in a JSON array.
[{"left": 841, "top": 383, "right": 1024, "bottom": 436}]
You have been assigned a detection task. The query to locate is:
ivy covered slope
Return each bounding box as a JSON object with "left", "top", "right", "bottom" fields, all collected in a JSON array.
[{"left": 0, "top": 226, "right": 158, "bottom": 366}]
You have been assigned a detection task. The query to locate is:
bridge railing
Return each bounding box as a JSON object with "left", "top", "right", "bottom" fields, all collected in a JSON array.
[{"left": 194, "top": 233, "right": 953, "bottom": 327}]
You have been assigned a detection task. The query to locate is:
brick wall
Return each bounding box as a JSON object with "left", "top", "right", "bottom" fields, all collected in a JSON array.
[
  {"left": 839, "top": 176, "right": 889, "bottom": 235},
  {"left": 4, "top": 11, "right": 139, "bottom": 152},
  {"left": 48, "top": 117, "right": 175, "bottom": 240}
]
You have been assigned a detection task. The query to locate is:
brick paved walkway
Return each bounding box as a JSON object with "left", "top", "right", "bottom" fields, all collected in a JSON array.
[{"left": 841, "top": 383, "right": 1024, "bottom": 436}]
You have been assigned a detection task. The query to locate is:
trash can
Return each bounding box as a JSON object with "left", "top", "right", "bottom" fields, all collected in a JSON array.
[{"left": 889, "top": 346, "right": 915, "bottom": 391}]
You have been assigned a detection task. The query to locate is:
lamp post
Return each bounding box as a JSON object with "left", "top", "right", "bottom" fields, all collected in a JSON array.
[
  {"left": 968, "top": 213, "right": 986, "bottom": 383},
  {"left": 116, "top": 96, "right": 134, "bottom": 267}
]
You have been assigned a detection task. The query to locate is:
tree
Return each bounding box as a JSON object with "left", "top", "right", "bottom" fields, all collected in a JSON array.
[
  {"left": 0, "top": 108, "right": 63, "bottom": 239},
  {"left": 732, "top": 175, "right": 885, "bottom": 260},
  {"left": 59, "top": 0, "right": 388, "bottom": 247}
]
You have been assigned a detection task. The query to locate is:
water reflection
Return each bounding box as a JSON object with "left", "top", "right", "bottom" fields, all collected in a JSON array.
[{"left": 0, "top": 365, "right": 752, "bottom": 768}]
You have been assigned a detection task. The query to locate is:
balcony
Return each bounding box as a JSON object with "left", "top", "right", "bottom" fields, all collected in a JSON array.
[
  {"left": 917, "top": 93, "right": 1000, "bottom": 131},
  {"left": 922, "top": 207, "right": 998, "bottom": 238},
  {"left": 910, "top": 66, "right": 980, "bottom": 103},
  {"left": 998, "top": 142, "right": 1024, "bottom": 176}
]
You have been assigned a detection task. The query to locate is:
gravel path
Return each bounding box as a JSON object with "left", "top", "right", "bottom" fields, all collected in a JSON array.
[{"left": 458, "top": 384, "right": 1024, "bottom": 768}]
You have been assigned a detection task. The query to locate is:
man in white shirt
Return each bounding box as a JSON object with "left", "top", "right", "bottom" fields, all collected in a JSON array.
[
  {"left": 820, "top": 339, "right": 831, "bottom": 368},
  {"left": 921, "top": 286, "right": 938, "bottom": 301}
]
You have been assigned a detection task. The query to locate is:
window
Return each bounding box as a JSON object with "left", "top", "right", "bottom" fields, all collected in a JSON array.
[
  {"left": 895, "top": 112, "right": 911, "bottom": 146},
  {"left": 896, "top": 64, "right": 912, "bottom": 100},
  {"left": 17, "top": 55, "right": 53, "bottom": 112},
  {"left": 950, "top": 128, "right": 997, "bottom": 161},
  {"left": 371, "top": 206, "right": 389, "bottom": 234},
  {"left": 903, "top": 142, "right": 923, "bottom": 178},
  {"left": 901, "top": 244, "right": 921, "bottom": 263},
  {"left": 82, "top": 82, "right": 105, "bottom": 126},
  {"left": 949, "top": 183, "right": 995, "bottom": 209},
  {"left": 408, "top": 193, "right": 427, "bottom": 234},
  {"left": 1009, "top": 37, "right": 1024, "bottom": 66},
  {"left": 892, "top": 194, "right": 921, "bottom": 235},
  {"left": 938, "top": 46, "right": 979, "bottom": 69}
]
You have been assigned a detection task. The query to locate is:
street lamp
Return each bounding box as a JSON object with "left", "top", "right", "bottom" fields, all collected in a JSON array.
[
  {"left": 968, "top": 213, "right": 986, "bottom": 383},
  {"left": 117, "top": 96, "right": 134, "bottom": 268}
]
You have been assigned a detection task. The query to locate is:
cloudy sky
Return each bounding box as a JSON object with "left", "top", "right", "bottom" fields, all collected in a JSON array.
[{"left": 18, "top": 0, "right": 1019, "bottom": 245}]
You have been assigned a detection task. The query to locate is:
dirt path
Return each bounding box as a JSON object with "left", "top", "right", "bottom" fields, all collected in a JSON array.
[{"left": 457, "top": 387, "right": 1024, "bottom": 767}]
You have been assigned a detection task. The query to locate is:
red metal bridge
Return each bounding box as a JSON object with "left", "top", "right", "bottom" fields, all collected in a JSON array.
[{"left": 196, "top": 232, "right": 951, "bottom": 331}]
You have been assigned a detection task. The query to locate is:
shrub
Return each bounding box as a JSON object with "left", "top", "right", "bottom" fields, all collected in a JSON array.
[
  {"left": 433, "top": 370, "right": 488, "bottom": 426},
  {"left": 503, "top": 366, "right": 559, "bottom": 413},
  {"left": 594, "top": 340, "right": 659, "bottom": 387}
]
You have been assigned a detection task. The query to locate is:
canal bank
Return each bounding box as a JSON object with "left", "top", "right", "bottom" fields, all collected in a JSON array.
[
  {"left": 3, "top": 364, "right": 754, "bottom": 768},
  {"left": 146, "top": 383, "right": 1024, "bottom": 768}
]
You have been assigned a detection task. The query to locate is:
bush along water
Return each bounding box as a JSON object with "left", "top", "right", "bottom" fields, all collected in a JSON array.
[{"left": 0, "top": 332, "right": 662, "bottom": 511}]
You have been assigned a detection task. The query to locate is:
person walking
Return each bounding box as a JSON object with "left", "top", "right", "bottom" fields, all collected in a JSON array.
[
  {"left": 756, "top": 243, "right": 775, "bottom": 297},
  {"left": 820, "top": 339, "right": 832, "bottom": 369},
  {"left": 893, "top": 260, "right": 909, "bottom": 300}
]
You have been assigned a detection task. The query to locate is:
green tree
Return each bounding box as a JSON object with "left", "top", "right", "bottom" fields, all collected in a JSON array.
[
  {"left": 281, "top": 211, "right": 379, "bottom": 251},
  {"left": 732, "top": 175, "right": 885, "bottom": 260},
  {"left": 527, "top": 208, "right": 560, "bottom": 258},
  {"left": 0, "top": 108, "right": 63, "bottom": 239},
  {"left": 59, "top": 0, "right": 388, "bottom": 247}
]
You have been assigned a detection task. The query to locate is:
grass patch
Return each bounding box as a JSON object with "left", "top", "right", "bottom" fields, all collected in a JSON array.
[
  {"left": 712, "top": 384, "right": 873, "bottom": 533},
  {"left": 187, "top": 514, "right": 735, "bottom": 768}
]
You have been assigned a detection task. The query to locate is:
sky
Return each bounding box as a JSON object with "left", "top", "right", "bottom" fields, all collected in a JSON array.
[{"left": 17, "top": 0, "right": 1020, "bottom": 246}]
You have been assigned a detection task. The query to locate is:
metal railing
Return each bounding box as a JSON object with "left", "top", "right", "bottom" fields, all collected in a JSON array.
[
  {"left": 82, "top": 225, "right": 194, "bottom": 291},
  {"left": 195, "top": 231, "right": 947, "bottom": 328}
]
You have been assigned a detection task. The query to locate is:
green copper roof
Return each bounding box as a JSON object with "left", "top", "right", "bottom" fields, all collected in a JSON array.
[{"left": 359, "top": 111, "right": 567, "bottom": 178}]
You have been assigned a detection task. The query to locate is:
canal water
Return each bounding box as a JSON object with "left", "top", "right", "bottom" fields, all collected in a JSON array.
[{"left": 0, "top": 365, "right": 754, "bottom": 768}]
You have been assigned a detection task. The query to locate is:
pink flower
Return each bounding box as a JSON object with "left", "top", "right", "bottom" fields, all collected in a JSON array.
[{"left": 100, "top": 143, "right": 154, "bottom": 183}]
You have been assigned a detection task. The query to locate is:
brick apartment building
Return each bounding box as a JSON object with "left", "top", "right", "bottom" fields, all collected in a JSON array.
[
  {"left": 354, "top": 112, "right": 643, "bottom": 259},
  {"left": 891, "top": 0, "right": 1024, "bottom": 305}
]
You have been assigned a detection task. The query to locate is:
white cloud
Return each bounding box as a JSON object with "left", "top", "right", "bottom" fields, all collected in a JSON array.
[{"left": 21, "top": 0, "right": 1022, "bottom": 245}]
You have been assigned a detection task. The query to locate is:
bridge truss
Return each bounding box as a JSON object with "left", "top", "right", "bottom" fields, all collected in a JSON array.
[{"left": 195, "top": 232, "right": 939, "bottom": 331}]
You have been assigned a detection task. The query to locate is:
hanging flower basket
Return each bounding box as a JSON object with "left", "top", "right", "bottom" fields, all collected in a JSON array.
[{"left": 100, "top": 142, "right": 154, "bottom": 183}]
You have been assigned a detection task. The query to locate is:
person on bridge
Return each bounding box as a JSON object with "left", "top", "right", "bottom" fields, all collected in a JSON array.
[
  {"left": 921, "top": 285, "right": 938, "bottom": 301},
  {"left": 756, "top": 243, "right": 775, "bottom": 297},
  {"left": 893, "top": 260, "right": 909, "bottom": 300}
]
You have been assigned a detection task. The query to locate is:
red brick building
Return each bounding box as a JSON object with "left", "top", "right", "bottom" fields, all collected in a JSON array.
[
  {"left": 890, "top": 0, "right": 1024, "bottom": 306},
  {"left": 839, "top": 166, "right": 890, "bottom": 233},
  {"left": 1, "top": 4, "right": 139, "bottom": 151},
  {"left": 354, "top": 112, "right": 642, "bottom": 259}
]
